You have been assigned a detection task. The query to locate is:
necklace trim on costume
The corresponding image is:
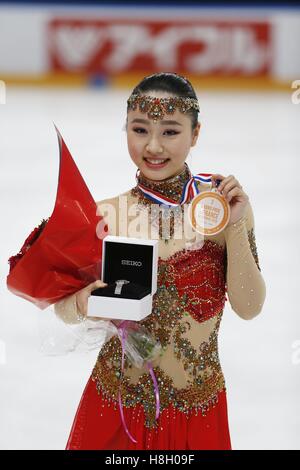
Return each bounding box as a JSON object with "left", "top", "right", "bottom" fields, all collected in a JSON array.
[
  {"left": 135, "top": 163, "right": 192, "bottom": 205},
  {"left": 134, "top": 163, "right": 212, "bottom": 206},
  {"left": 130, "top": 163, "right": 213, "bottom": 242}
]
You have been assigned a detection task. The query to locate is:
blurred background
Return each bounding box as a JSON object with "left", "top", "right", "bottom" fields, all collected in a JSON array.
[{"left": 1, "top": 0, "right": 299, "bottom": 450}]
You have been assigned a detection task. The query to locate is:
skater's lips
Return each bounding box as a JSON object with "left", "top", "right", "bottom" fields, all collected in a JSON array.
[{"left": 143, "top": 157, "right": 170, "bottom": 160}]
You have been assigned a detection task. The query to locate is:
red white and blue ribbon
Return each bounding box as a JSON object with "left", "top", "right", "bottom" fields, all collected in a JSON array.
[{"left": 136, "top": 169, "right": 213, "bottom": 208}]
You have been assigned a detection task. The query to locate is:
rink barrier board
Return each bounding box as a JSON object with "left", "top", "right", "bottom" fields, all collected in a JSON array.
[{"left": 0, "top": 73, "right": 293, "bottom": 91}]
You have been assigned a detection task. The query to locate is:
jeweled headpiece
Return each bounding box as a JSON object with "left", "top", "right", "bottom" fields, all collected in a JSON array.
[{"left": 127, "top": 93, "right": 200, "bottom": 122}]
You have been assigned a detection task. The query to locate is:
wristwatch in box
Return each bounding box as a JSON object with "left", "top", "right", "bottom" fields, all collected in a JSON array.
[
  {"left": 114, "top": 279, "right": 130, "bottom": 295},
  {"left": 92, "top": 280, "right": 151, "bottom": 300},
  {"left": 88, "top": 235, "right": 158, "bottom": 320}
]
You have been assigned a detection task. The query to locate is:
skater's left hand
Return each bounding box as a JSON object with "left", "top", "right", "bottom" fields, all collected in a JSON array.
[{"left": 211, "top": 174, "right": 249, "bottom": 226}]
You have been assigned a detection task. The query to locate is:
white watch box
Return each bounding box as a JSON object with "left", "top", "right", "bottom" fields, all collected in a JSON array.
[{"left": 88, "top": 235, "right": 158, "bottom": 321}]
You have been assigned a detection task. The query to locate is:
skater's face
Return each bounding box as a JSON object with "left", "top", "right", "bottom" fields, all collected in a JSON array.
[{"left": 126, "top": 91, "right": 200, "bottom": 181}]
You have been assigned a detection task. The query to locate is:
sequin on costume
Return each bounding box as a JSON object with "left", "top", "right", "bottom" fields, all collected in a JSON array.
[{"left": 247, "top": 228, "right": 261, "bottom": 271}]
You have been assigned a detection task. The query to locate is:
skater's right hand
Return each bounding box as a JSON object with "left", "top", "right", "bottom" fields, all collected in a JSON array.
[{"left": 76, "top": 279, "right": 108, "bottom": 322}]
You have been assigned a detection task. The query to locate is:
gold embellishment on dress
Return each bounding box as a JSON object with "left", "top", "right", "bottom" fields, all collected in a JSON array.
[
  {"left": 91, "top": 314, "right": 226, "bottom": 429},
  {"left": 133, "top": 200, "right": 185, "bottom": 243},
  {"left": 173, "top": 315, "right": 222, "bottom": 378},
  {"left": 91, "top": 243, "right": 227, "bottom": 428},
  {"left": 247, "top": 228, "right": 261, "bottom": 271}
]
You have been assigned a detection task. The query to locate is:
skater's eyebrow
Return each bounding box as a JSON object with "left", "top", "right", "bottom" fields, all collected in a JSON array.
[{"left": 130, "top": 118, "right": 183, "bottom": 126}]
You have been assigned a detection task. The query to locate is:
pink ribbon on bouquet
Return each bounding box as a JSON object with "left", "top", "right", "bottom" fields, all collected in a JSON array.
[{"left": 117, "top": 320, "right": 160, "bottom": 443}]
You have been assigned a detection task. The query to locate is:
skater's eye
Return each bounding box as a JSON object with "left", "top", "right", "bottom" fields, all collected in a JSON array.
[
  {"left": 133, "top": 127, "right": 179, "bottom": 136},
  {"left": 163, "top": 130, "right": 180, "bottom": 136},
  {"left": 133, "top": 127, "right": 147, "bottom": 134}
]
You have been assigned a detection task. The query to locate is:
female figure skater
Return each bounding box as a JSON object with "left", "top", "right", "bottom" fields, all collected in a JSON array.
[{"left": 54, "top": 72, "right": 266, "bottom": 450}]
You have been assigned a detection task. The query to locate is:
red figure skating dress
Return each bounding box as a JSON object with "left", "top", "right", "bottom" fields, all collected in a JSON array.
[{"left": 54, "top": 163, "right": 265, "bottom": 450}]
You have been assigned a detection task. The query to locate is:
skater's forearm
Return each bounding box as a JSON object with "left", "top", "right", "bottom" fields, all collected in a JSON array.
[{"left": 224, "top": 203, "right": 266, "bottom": 320}]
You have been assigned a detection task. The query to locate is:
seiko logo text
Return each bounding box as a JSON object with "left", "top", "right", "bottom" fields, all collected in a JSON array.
[{"left": 121, "top": 260, "right": 142, "bottom": 267}]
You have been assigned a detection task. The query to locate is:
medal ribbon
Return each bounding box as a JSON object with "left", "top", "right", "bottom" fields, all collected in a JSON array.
[{"left": 136, "top": 170, "right": 213, "bottom": 207}]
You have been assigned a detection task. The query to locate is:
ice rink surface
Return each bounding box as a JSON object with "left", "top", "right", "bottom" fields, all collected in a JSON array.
[{"left": 0, "top": 85, "right": 299, "bottom": 449}]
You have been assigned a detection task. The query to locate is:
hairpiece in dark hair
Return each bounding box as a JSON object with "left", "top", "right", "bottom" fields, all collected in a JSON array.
[{"left": 127, "top": 72, "right": 200, "bottom": 130}]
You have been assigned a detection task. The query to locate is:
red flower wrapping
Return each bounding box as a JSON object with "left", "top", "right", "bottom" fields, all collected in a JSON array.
[{"left": 6, "top": 126, "right": 108, "bottom": 310}]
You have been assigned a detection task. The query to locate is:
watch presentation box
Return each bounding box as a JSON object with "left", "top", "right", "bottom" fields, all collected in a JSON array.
[{"left": 88, "top": 235, "right": 159, "bottom": 321}]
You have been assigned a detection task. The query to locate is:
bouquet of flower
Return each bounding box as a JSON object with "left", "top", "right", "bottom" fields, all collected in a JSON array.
[
  {"left": 6, "top": 125, "right": 107, "bottom": 309},
  {"left": 111, "top": 320, "right": 162, "bottom": 368}
]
